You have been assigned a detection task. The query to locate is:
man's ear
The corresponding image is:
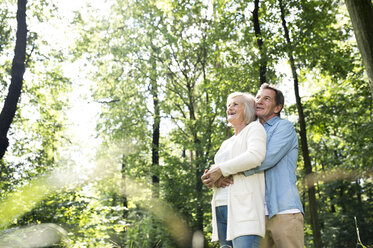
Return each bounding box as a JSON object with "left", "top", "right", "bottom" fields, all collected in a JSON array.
[{"left": 274, "top": 104, "right": 282, "bottom": 115}]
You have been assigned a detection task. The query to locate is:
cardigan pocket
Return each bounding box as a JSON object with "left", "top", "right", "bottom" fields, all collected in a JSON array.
[{"left": 230, "top": 191, "right": 256, "bottom": 223}]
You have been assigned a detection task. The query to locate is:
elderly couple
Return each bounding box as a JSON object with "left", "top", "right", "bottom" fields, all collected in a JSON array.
[{"left": 201, "top": 84, "right": 304, "bottom": 248}]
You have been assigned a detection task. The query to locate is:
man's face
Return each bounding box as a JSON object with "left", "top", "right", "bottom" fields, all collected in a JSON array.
[{"left": 255, "top": 88, "right": 282, "bottom": 123}]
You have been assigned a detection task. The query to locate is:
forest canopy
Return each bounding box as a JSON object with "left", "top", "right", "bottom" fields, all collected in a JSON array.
[{"left": 0, "top": 0, "right": 372, "bottom": 247}]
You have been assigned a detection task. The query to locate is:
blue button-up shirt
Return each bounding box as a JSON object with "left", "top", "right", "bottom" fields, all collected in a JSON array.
[{"left": 244, "top": 116, "right": 304, "bottom": 219}]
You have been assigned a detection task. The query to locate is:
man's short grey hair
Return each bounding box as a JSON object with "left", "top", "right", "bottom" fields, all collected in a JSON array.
[{"left": 227, "top": 92, "right": 257, "bottom": 124}]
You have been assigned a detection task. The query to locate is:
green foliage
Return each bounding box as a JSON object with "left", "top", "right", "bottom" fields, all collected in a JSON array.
[
  {"left": 1, "top": 0, "right": 373, "bottom": 247},
  {"left": 291, "top": 68, "right": 373, "bottom": 247},
  {"left": 124, "top": 210, "right": 178, "bottom": 248}
]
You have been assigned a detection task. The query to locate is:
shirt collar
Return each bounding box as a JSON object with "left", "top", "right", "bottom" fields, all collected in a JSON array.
[{"left": 264, "top": 116, "right": 280, "bottom": 126}]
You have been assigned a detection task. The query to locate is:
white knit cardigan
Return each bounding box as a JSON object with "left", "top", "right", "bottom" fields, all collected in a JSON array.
[{"left": 211, "top": 121, "right": 266, "bottom": 241}]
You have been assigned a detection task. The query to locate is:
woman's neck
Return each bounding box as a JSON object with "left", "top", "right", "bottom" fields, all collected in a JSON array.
[{"left": 233, "top": 122, "right": 247, "bottom": 135}]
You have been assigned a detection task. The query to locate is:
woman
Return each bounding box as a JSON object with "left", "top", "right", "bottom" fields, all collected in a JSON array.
[{"left": 201, "top": 92, "right": 266, "bottom": 248}]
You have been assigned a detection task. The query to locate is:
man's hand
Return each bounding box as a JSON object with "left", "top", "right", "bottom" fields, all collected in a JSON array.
[
  {"left": 201, "top": 166, "right": 223, "bottom": 188},
  {"left": 215, "top": 175, "right": 233, "bottom": 188}
]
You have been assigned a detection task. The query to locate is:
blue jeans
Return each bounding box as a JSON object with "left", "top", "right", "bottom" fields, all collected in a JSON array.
[{"left": 216, "top": 206, "right": 261, "bottom": 248}]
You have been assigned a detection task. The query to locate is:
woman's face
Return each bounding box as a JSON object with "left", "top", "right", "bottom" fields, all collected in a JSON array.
[{"left": 226, "top": 96, "right": 245, "bottom": 126}]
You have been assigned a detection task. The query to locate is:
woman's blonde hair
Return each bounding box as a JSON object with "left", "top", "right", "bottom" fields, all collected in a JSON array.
[{"left": 227, "top": 92, "right": 257, "bottom": 124}]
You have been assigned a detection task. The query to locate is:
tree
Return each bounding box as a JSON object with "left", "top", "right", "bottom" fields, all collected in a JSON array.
[
  {"left": 278, "top": 0, "right": 323, "bottom": 246},
  {"left": 71, "top": 0, "right": 171, "bottom": 245},
  {"left": 0, "top": 0, "right": 27, "bottom": 160},
  {"left": 252, "top": 0, "right": 267, "bottom": 86},
  {"left": 2, "top": 0, "right": 367, "bottom": 247},
  {"left": 299, "top": 73, "right": 373, "bottom": 247},
  {"left": 158, "top": 0, "right": 217, "bottom": 232},
  {"left": 345, "top": 0, "right": 373, "bottom": 96}
]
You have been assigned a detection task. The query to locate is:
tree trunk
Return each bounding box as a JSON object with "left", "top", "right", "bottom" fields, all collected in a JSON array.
[
  {"left": 188, "top": 84, "right": 204, "bottom": 231},
  {"left": 150, "top": 49, "right": 160, "bottom": 199},
  {"left": 339, "top": 184, "right": 347, "bottom": 212},
  {"left": 149, "top": 31, "right": 161, "bottom": 248},
  {"left": 121, "top": 161, "right": 128, "bottom": 219},
  {"left": 149, "top": 84, "right": 160, "bottom": 247},
  {"left": 0, "top": 0, "right": 27, "bottom": 160},
  {"left": 195, "top": 137, "right": 203, "bottom": 231},
  {"left": 345, "top": 0, "right": 373, "bottom": 97},
  {"left": 278, "top": 0, "right": 323, "bottom": 247},
  {"left": 151, "top": 86, "right": 160, "bottom": 197},
  {"left": 252, "top": 0, "right": 267, "bottom": 86},
  {"left": 356, "top": 179, "right": 362, "bottom": 207}
]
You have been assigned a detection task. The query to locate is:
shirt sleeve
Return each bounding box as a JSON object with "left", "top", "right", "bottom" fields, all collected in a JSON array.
[
  {"left": 219, "top": 122, "right": 267, "bottom": 176},
  {"left": 244, "top": 120, "right": 297, "bottom": 176}
]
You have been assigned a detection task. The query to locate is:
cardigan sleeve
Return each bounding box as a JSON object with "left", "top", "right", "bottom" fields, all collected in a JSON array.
[{"left": 219, "top": 122, "right": 267, "bottom": 176}]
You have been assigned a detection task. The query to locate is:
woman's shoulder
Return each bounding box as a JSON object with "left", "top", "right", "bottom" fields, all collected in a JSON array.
[
  {"left": 241, "top": 121, "right": 266, "bottom": 136},
  {"left": 247, "top": 120, "right": 265, "bottom": 131},
  {"left": 221, "top": 134, "right": 236, "bottom": 145}
]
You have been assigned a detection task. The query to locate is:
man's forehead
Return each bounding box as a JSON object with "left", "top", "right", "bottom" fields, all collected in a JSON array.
[{"left": 257, "top": 89, "right": 275, "bottom": 97}]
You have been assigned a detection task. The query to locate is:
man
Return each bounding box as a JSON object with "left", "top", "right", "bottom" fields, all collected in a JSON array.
[
  {"left": 245, "top": 83, "right": 304, "bottom": 248},
  {"left": 204, "top": 83, "right": 304, "bottom": 247}
]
